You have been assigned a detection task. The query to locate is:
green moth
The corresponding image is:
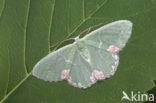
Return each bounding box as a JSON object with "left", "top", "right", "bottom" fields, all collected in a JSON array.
[{"left": 32, "top": 20, "right": 133, "bottom": 89}]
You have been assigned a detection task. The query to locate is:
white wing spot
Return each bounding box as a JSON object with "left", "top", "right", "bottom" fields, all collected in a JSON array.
[
  {"left": 86, "top": 58, "right": 91, "bottom": 63},
  {"left": 90, "top": 70, "right": 105, "bottom": 83},
  {"left": 112, "top": 54, "right": 119, "bottom": 67},
  {"left": 65, "top": 59, "right": 72, "bottom": 63},
  {"left": 73, "top": 63, "right": 77, "bottom": 66},
  {"left": 112, "top": 54, "right": 119, "bottom": 60},
  {"left": 67, "top": 76, "right": 72, "bottom": 83},
  {"left": 61, "top": 69, "right": 70, "bottom": 80},
  {"left": 77, "top": 82, "right": 87, "bottom": 88},
  {"left": 74, "top": 36, "right": 80, "bottom": 42},
  {"left": 98, "top": 40, "right": 103, "bottom": 48},
  {"left": 112, "top": 66, "right": 115, "bottom": 71},
  {"left": 72, "top": 82, "right": 77, "bottom": 86},
  {"left": 78, "top": 83, "right": 82, "bottom": 87},
  {"left": 115, "top": 60, "right": 119, "bottom": 65},
  {"left": 110, "top": 70, "right": 115, "bottom": 75},
  {"left": 90, "top": 74, "right": 96, "bottom": 83},
  {"left": 107, "top": 45, "right": 120, "bottom": 54},
  {"left": 110, "top": 53, "right": 119, "bottom": 76}
]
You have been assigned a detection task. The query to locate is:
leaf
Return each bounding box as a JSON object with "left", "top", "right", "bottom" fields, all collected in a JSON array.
[
  {"left": 0, "top": 0, "right": 156, "bottom": 103},
  {"left": 0, "top": 0, "right": 29, "bottom": 100},
  {"left": 0, "top": 0, "right": 5, "bottom": 16},
  {"left": 145, "top": 83, "right": 156, "bottom": 103}
]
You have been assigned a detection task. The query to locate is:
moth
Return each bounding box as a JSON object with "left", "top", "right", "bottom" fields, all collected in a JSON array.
[{"left": 32, "top": 20, "right": 133, "bottom": 89}]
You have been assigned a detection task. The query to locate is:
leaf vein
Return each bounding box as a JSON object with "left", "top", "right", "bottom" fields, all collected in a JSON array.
[{"left": 53, "top": 0, "right": 108, "bottom": 51}]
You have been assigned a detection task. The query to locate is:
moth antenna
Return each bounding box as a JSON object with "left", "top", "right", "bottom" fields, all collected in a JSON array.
[
  {"left": 50, "top": 23, "right": 103, "bottom": 49},
  {"left": 79, "top": 23, "right": 103, "bottom": 38},
  {"left": 50, "top": 38, "right": 75, "bottom": 49}
]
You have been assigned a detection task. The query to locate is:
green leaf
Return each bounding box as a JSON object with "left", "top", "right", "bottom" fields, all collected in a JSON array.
[
  {"left": 0, "top": 0, "right": 29, "bottom": 100},
  {"left": 0, "top": 0, "right": 5, "bottom": 16},
  {"left": 0, "top": 0, "right": 156, "bottom": 103}
]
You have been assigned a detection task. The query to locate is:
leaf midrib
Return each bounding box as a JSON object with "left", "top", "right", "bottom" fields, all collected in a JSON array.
[{"left": 0, "top": 73, "right": 32, "bottom": 103}]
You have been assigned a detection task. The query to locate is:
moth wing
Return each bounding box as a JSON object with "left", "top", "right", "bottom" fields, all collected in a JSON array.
[
  {"left": 84, "top": 20, "right": 133, "bottom": 50},
  {"left": 32, "top": 44, "right": 76, "bottom": 82}
]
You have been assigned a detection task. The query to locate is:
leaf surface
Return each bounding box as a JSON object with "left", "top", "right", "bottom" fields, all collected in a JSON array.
[
  {"left": 0, "top": 0, "right": 156, "bottom": 103},
  {"left": 0, "top": 0, "right": 5, "bottom": 16}
]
